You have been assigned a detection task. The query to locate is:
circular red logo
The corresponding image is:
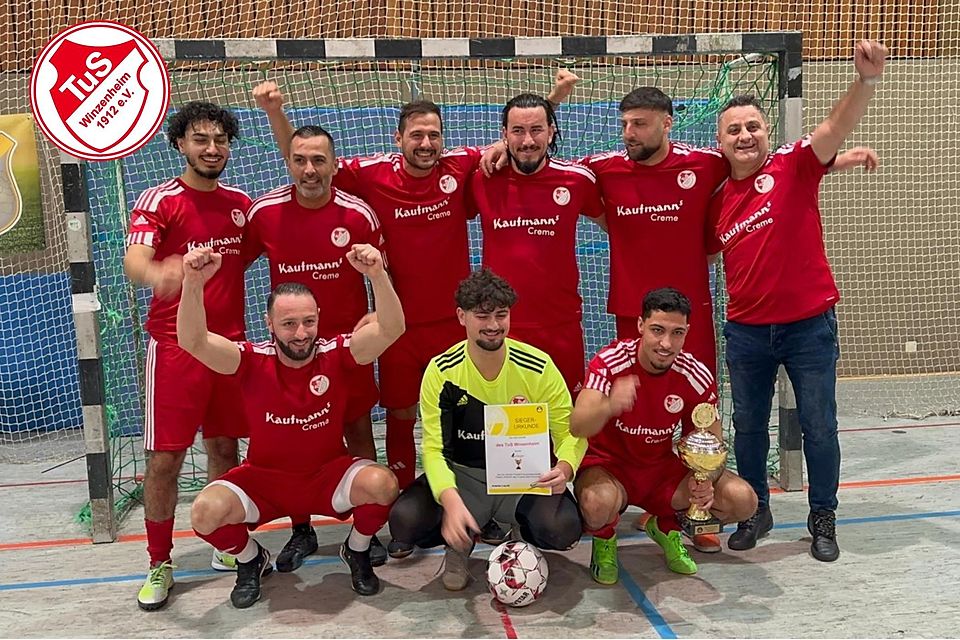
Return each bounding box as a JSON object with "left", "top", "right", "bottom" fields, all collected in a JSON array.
[
  {"left": 30, "top": 21, "right": 170, "bottom": 161},
  {"left": 309, "top": 375, "right": 330, "bottom": 397}
]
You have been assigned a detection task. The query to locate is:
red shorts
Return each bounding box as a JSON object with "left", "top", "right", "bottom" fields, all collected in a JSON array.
[
  {"left": 379, "top": 317, "right": 463, "bottom": 409},
  {"left": 615, "top": 298, "right": 717, "bottom": 375},
  {"left": 509, "top": 320, "right": 585, "bottom": 393},
  {"left": 212, "top": 455, "right": 370, "bottom": 526},
  {"left": 144, "top": 338, "right": 248, "bottom": 451},
  {"left": 579, "top": 451, "right": 689, "bottom": 517},
  {"left": 345, "top": 363, "right": 379, "bottom": 422}
]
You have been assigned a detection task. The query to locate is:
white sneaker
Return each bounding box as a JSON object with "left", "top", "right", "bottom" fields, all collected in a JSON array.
[
  {"left": 212, "top": 549, "right": 238, "bottom": 571},
  {"left": 137, "top": 561, "right": 174, "bottom": 610}
]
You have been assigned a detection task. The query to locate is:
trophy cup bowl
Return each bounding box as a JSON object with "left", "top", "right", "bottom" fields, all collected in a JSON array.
[{"left": 677, "top": 403, "right": 727, "bottom": 530}]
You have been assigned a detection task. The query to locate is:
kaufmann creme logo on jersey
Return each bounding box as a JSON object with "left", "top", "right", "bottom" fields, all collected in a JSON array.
[{"left": 30, "top": 21, "right": 170, "bottom": 161}]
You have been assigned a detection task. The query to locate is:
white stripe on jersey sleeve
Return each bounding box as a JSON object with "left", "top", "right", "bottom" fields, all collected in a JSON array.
[
  {"left": 247, "top": 186, "right": 292, "bottom": 221},
  {"left": 441, "top": 147, "right": 472, "bottom": 157},
  {"left": 548, "top": 159, "right": 597, "bottom": 183},
  {"left": 251, "top": 341, "right": 276, "bottom": 355},
  {"left": 125, "top": 231, "right": 155, "bottom": 248},
  {"left": 585, "top": 150, "right": 625, "bottom": 163},
  {"left": 774, "top": 138, "right": 806, "bottom": 156},
  {"left": 315, "top": 336, "right": 341, "bottom": 353},
  {"left": 672, "top": 143, "right": 724, "bottom": 158},
  {"left": 334, "top": 190, "right": 380, "bottom": 231},
  {"left": 356, "top": 153, "right": 397, "bottom": 168},
  {"left": 218, "top": 183, "right": 251, "bottom": 198},
  {"left": 596, "top": 339, "right": 637, "bottom": 376},
  {"left": 670, "top": 356, "right": 709, "bottom": 395},
  {"left": 673, "top": 351, "right": 714, "bottom": 390},
  {"left": 585, "top": 371, "right": 612, "bottom": 396},
  {"left": 133, "top": 179, "right": 182, "bottom": 213}
]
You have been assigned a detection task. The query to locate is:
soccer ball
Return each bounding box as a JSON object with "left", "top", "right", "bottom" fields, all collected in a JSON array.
[{"left": 486, "top": 541, "right": 549, "bottom": 607}]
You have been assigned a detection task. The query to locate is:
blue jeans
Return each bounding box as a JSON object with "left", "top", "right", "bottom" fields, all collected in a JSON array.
[{"left": 723, "top": 308, "right": 841, "bottom": 513}]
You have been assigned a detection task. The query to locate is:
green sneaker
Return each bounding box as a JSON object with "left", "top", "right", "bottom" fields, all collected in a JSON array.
[
  {"left": 137, "top": 561, "right": 175, "bottom": 610},
  {"left": 644, "top": 516, "right": 697, "bottom": 575},
  {"left": 590, "top": 535, "right": 619, "bottom": 585},
  {"left": 212, "top": 549, "right": 238, "bottom": 572}
]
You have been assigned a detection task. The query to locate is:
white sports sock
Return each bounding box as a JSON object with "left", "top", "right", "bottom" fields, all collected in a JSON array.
[
  {"left": 348, "top": 527, "right": 372, "bottom": 552},
  {"left": 235, "top": 538, "right": 259, "bottom": 563}
]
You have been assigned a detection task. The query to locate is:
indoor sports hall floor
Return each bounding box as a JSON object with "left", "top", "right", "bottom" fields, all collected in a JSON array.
[{"left": 2, "top": 413, "right": 959, "bottom": 638}]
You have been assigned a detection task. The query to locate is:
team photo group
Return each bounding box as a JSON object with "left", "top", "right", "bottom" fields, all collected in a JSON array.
[{"left": 124, "top": 39, "right": 888, "bottom": 611}]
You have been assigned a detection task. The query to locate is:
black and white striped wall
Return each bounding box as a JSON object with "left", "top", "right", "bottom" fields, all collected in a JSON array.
[{"left": 63, "top": 154, "right": 116, "bottom": 543}]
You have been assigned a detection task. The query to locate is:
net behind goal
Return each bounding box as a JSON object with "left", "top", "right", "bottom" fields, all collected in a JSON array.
[{"left": 81, "top": 34, "right": 788, "bottom": 520}]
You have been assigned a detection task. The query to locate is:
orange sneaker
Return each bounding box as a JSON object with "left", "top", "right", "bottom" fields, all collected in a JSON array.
[
  {"left": 632, "top": 512, "right": 652, "bottom": 530},
  {"left": 692, "top": 532, "right": 721, "bottom": 553}
]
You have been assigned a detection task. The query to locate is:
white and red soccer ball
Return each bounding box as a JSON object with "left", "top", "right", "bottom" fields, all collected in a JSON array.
[{"left": 486, "top": 541, "right": 549, "bottom": 607}]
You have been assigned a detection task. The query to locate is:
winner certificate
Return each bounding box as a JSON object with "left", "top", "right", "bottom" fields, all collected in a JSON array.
[{"left": 484, "top": 403, "right": 551, "bottom": 495}]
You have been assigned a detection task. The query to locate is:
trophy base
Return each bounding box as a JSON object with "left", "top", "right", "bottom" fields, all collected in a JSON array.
[{"left": 678, "top": 512, "right": 723, "bottom": 536}]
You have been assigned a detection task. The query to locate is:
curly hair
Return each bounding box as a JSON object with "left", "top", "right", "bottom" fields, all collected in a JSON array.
[
  {"left": 455, "top": 268, "right": 518, "bottom": 313},
  {"left": 166, "top": 101, "right": 240, "bottom": 150}
]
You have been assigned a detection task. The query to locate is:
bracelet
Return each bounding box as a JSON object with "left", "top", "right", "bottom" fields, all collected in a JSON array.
[{"left": 859, "top": 75, "right": 881, "bottom": 86}]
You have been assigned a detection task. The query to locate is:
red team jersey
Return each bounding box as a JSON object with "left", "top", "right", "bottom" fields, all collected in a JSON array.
[
  {"left": 335, "top": 149, "right": 479, "bottom": 325},
  {"left": 710, "top": 138, "right": 839, "bottom": 325},
  {"left": 471, "top": 160, "right": 604, "bottom": 328},
  {"left": 583, "top": 144, "right": 728, "bottom": 316},
  {"left": 584, "top": 339, "right": 717, "bottom": 463},
  {"left": 235, "top": 335, "right": 356, "bottom": 474},
  {"left": 126, "top": 178, "right": 251, "bottom": 343},
  {"left": 245, "top": 185, "right": 382, "bottom": 335}
]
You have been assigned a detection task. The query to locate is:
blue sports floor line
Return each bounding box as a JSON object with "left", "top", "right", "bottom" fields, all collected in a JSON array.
[
  {"left": 3, "top": 508, "right": 959, "bottom": 640},
  {"left": 3, "top": 509, "right": 958, "bottom": 590}
]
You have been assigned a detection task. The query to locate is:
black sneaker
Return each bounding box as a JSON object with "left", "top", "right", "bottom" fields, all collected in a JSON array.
[
  {"left": 340, "top": 541, "right": 380, "bottom": 596},
  {"left": 479, "top": 520, "right": 508, "bottom": 545},
  {"left": 387, "top": 538, "right": 415, "bottom": 559},
  {"left": 369, "top": 534, "right": 387, "bottom": 567},
  {"left": 276, "top": 523, "right": 318, "bottom": 573},
  {"left": 727, "top": 506, "right": 774, "bottom": 551},
  {"left": 808, "top": 510, "right": 840, "bottom": 562},
  {"left": 230, "top": 542, "right": 273, "bottom": 609}
]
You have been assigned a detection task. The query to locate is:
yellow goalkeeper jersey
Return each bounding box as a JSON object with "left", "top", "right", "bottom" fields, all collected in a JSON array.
[{"left": 419, "top": 337, "right": 587, "bottom": 502}]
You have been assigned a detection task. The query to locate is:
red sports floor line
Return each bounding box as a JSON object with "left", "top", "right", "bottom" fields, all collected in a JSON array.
[
  {"left": 0, "top": 515, "right": 351, "bottom": 552},
  {"left": 493, "top": 599, "right": 520, "bottom": 639},
  {"left": 3, "top": 473, "right": 959, "bottom": 552},
  {"left": 0, "top": 479, "right": 88, "bottom": 489},
  {"left": 838, "top": 421, "right": 960, "bottom": 434},
  {"left": 5, "top": 421, "right": 956, "bottom": 491}
]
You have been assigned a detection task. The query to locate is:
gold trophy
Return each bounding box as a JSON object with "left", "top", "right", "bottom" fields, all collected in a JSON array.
[{"left": 677, "top": 403, "right": 726, "bottom": 536}]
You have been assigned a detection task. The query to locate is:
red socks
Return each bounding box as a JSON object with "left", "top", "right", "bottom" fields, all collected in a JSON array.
[
  {"left": 386, "top": 414, "right": 417, "bottom": 489},
  {"left": 145, "top": 518, "right": 174, "bottom": 566},
  {"left": 193, "top": 523, "right": 250, "bottom": 555},
  {"left": 586, "top": 514, "right": 620, "bottom": 539},
  {"left": 352, "top": 502, "right": 391, "bottom": 536}
]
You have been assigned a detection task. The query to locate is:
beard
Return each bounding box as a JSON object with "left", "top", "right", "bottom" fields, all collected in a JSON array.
[
  {"left": 645, "top": 348, "right": 676, "bottom": 373},
  {"left": 475, "top": 336, "right": 505, "bottom": 352},
  {"left": 404, "top": 148, "right": 438, "bottom": 170},
  {"left": 295, "top": 180, "right": 329, "bottom": 201},
  {"left": 509, "top": 149, "right": 547, "bottom": 175},
  {"left": 626, "top": 140, "right": 662, "bottom": 162},
  {"left": 186, "top": 154, "right": 226, "bottom": 180},
  {"left": 274, "top": 334, "right": 316, "bottom": 361}
]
